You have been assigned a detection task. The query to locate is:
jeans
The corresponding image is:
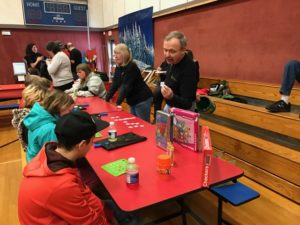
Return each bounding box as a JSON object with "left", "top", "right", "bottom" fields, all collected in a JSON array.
[
  {"left": 104, "top": 200, "right": 144, "bottom": 225},
  {"left": 280, "top": 60, "right": 300, "bottom": 96},
  {"left": 130, "top": 97, "right": 153, "bottom": 122}
]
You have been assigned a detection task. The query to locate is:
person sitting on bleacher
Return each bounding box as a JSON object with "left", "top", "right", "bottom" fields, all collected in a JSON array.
[
  {"left": 24, "top": 43, "right": 44, "bottom": 73},
  {"left": 266, "top": 60, "right": 300, "bottom": 113},
  {"left": 25, "top": 43, "right": 51, "bottom": 81},
  {"left": 65, "top": 63, "right": 107, "bottom": 99}
]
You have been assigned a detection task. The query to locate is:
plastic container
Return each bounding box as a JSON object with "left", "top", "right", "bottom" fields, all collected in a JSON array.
[
  {"left": 157, "top": 154, "right": 171, "bottom": 175},
  {"left": 108, "top": 121, "right": 117, "bottom": 142},
  {"left": 73, "top": 88, "right": 78, "bottom": 97},
  {"left": 126, "top": 157, "right": 139, "bottom": 185}
]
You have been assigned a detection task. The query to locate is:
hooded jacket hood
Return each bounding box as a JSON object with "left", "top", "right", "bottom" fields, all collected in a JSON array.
[
  {"left": 23, "top": 102, "right": 59, "bottom": 162},
  {"left": 19, "top": 142, "right": 110, "bottom": 225},
  {"left": 23, "top": 102, "right": 57, "bottom": 131},
  {"left": 23, "top": 143, "right": 76, "bottom": 178}
]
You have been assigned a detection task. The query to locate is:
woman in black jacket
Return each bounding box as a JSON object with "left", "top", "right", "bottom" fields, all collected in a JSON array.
[
  {"left": 24, "top": 43, "right": 51, "bottom": 80},
  {"left": 105, "top": 43, "right": 153, "bottom": 122}
]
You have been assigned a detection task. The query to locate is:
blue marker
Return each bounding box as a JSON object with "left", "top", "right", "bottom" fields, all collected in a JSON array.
[
  {"left": 94, "top": 143, "right": 102, "bottom": 148},
  {"left": 99, "top": 112, "right": 108, "bottom": 116},
  {"left": 77, "top": 104, "right": 89, "bottom": 107}
]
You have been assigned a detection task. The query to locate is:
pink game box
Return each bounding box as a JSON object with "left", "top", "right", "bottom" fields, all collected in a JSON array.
[{"left": 170, "top": 107, "right": 199, "bottom": 151}]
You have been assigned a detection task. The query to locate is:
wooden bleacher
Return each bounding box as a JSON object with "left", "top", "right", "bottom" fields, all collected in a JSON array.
[
  {"left": 198, "top": 77, "right": 300, "bottom": 205},
  {"left": 115, "top": 77, "right": 300, "bottom": 224},
  {"left": 205, "top": 96, "right": 300, "bottom": 139},
  {"left": 199, "top": 76, "right": 300, "bottom": 106},
  {"left": 201, "top": 119, "right": 300, "bottom": 203}
]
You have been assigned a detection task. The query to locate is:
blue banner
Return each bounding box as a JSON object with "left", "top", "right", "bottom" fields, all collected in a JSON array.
[
  {"left": 23, "top": 0, "right": 87, "bottom": 27},
  {"left": 118, "top": 7, "right": 154, "bottom": 69}
]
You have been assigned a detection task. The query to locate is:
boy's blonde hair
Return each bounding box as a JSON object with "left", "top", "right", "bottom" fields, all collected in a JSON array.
[
  {"left": 22, "top": 85, "right": 48, "bottom": 108},
  {"left": 42, "top": 90, "right": 74, "bottom": 115}
]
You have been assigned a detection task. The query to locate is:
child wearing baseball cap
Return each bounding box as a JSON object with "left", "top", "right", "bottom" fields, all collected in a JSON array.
[
  {"left": 19, "top": 111, "right": 144, "bottom": 225},
  {"left": 18, "top": 111, "right": 111, "bottom": 225}
]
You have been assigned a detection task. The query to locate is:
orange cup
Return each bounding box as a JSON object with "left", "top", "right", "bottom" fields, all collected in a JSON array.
[{"left": 157, "top": 154, "right": 171, "bottom": 175}]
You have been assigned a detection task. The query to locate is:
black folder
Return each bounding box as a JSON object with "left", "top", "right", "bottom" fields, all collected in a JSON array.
[{"left": 94, "top": 132, "right": 147, "bottom": 150}]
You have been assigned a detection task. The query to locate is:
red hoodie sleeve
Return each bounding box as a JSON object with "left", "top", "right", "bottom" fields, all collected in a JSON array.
[{"left": 46, "top": 175, "right": 111, "bottom": 225}]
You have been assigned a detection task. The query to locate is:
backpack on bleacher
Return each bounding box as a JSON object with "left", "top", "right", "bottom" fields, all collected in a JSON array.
[
  {"left": 208, "top": 80, "right": 247, "bottom": 104},
  {"left": 208, "top": 80, "right": 229, "bottom": 96}
]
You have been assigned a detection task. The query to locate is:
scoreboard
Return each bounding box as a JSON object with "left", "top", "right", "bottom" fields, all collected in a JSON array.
[{"left": 23, "top": 0, "right": 88, "bottom": 27}]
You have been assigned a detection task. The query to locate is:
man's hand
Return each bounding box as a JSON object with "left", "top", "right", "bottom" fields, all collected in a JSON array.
[{"left": 161, "top": 84, "right": 174, "bottom": 100}]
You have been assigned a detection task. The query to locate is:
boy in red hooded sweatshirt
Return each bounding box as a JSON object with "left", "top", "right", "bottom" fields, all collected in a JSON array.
[{"left": 18, "top": 111, "right": 111, "bottom": 225}]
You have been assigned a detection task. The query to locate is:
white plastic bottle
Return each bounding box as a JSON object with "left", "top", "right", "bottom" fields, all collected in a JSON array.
[
  {"left": 108, "top": 121, "right": 117, "bottom": 142},
  {"left": 126, "top": 157, "right": 139, "bottom": 185},
  {"left": 73, "top": 80, "right": 79, "bottom": 97}
]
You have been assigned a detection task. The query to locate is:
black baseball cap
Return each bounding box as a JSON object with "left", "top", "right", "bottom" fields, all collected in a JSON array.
[{"left": 55, "top": 111, "right": 109, "bottom": 146}]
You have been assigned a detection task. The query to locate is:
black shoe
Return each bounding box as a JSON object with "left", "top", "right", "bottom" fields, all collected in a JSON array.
[{"left": 266, "top": 100, "right": 291, "bottom": 112}]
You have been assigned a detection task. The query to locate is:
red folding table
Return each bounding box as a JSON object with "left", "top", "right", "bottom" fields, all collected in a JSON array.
[{"left": 79, "top": 97, "right": 243, "bottom": 224}]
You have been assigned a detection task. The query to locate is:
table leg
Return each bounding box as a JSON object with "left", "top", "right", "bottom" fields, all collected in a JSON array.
[{"left": 144, "top": 198, "right": 207, "bottom": 225}]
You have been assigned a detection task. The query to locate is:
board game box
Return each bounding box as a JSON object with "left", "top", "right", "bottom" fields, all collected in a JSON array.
[
  {"left": 155, "top": 110, "right": 172, "bottom": 150},
  {"left": 200, "top": 126, "right": 213, "bottom": 187},
  {"left": 170, "top": 107, "right": 199, "bottom": 151}
]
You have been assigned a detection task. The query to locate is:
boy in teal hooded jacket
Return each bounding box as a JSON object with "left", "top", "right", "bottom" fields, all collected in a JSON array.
[
  {"left": 23, "top": 90, "right": 74, "bottom": 162},
  {"left": 23, "top": 102, "right": 58, "bottom": 162}
]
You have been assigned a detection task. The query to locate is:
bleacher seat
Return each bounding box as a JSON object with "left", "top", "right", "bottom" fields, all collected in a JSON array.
[
  {"left": 0, "top": 104, "right": 19, "bottom": 110},
  {"left": 210, "top": 181, "right": 260, "bottom": 225}
]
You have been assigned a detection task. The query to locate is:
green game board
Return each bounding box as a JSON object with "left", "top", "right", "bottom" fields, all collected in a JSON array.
[{"left": 101, "top": 159, "right": 128, "bottom": 176}]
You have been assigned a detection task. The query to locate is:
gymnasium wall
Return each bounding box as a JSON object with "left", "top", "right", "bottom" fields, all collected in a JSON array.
[
  {"left": 154, "top": 0, "right": 300, "bottom": 84},
  {"left": 0, "top": 29, "right": 106, "bottom": 84},
  {"left": 1, "top": 0, "right": 300, "bottom": 85}
]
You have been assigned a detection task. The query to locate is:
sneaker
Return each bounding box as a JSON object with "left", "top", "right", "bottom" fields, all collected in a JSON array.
[{"left": 266, "top": 100, "right": 291, "bottom": 112}]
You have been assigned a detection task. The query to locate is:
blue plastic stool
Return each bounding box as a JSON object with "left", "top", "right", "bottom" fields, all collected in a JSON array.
[
  {"left": 210, "top": 181, "right": 260, "bottom": 225},
  {"left": 0, "top": 104, "right": 19, "bottom": 110}
]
